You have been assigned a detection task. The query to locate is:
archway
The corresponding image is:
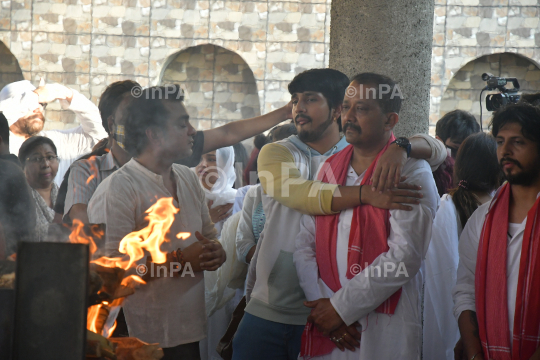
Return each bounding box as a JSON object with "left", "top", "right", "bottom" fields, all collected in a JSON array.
[
  {"left": 0, "top": 42, "right": 24, "bottom": 92},
  {"left": 160, "top": 44, "right": 261, "bottom": 131},
  {"left": 440, "top": 52, "right": 540, "bottom": 129}
]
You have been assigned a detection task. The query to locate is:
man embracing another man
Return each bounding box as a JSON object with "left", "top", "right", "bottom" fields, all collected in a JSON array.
[{"left": 294, "top": 73, "right": 439, "bottom": 360}]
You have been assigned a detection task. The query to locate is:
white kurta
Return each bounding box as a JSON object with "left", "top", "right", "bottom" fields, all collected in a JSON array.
[
  {"left": 423, "top": 194, "right": 462, "bottom": 360},
  {"left": 452, "top": 198, "right": 526, "bottom": 343},
  {"left": 294, "top": 159, "right": 439, "bottom": 360}
]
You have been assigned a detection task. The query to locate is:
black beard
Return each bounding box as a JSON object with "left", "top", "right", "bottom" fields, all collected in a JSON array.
[
  {"left": 501, "top": 158, "right": 540, "bottom": 186},
  {"left": 297, "top": 112, "right": 334, "bottom": 143}
]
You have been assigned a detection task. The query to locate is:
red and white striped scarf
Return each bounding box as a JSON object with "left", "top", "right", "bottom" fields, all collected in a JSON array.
[
  {"left": 476, "top": 183, "right": 540, "bottom": 359},
  {"left": 300, "top": 136, "right": 402, "bottom": 358}
]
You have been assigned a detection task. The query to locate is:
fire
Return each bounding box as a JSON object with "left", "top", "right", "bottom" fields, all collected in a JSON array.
[
  {"left": 117, "top": 197, "right": 181, "bottom": 269},
  {"left": 75, "top": 198, "right": 188, "bottom": 338},
  {"left": 86, "top": 156, "right": 99, "bottom": 184}
]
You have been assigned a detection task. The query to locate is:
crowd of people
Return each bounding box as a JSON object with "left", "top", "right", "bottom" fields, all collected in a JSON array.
[{"left": 0, "top": 66, "right": 539, "bottom": 360}]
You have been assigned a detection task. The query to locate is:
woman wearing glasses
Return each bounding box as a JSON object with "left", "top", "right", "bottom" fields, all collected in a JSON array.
[{"left": 18, "top": 136, "right": 61, "bottom": 241}]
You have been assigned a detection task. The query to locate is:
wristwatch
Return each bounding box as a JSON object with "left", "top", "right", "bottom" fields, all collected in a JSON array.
[{"left": 392, "top": 137, "right": 411, "bottom": 158}]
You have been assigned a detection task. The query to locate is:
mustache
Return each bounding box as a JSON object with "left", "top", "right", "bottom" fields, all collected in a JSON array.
[
  {"left": 343, "top": 122, "right": 362, "bottom": 133},
  {"left": 294, "top": 114, "right": 312, "bottom": 123},
  {"left": 500, "top": 157, "right": 523, "bottom": 169}
]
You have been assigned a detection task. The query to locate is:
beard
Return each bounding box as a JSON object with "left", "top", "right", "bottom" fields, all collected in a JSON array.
[
  {"left": 500, "top": 157, "right": 540, "bottom": 186},
  {"left": 19, "top": 112, "right": 45, "bottom": 136},
  {"left": 296, "top": 112, "right": 334, "bottom": 143}
]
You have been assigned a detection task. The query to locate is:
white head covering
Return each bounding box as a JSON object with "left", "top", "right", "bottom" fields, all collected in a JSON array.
[
  {"left": 205, "top": 146, "right": 237, "bottom": 207},
  {"left": 0, "top": 80, "right": 39, "bottom": 126}
]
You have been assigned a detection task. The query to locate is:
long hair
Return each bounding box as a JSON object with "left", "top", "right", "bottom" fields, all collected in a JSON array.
[{"left": 448, "top": 133, "right": 502, "bottom": 228}]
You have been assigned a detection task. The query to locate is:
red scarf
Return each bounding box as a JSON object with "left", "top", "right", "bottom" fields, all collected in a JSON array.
[
  {"left": 301, "top": 135, "right": 402, "bottom": 358},
  {"left": 476, "top": 183, "right": 540, "bottom": 360}
]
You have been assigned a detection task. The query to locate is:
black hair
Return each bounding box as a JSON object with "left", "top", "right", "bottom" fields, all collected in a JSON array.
[
  {"left": 0, "top": 112, "right": 8, "bottom": 147},
  {"left": 271, "top": 122, "right": 297, "bottom": 142},
  {"left": 288, "top": 68, "right": 350, "bottom": 112},
  {"left": 253, "top": 133, "right": 268, "bottom": 150},
  {"left": 519, "top": 92, "right": 540, "bottom": 108},
  {"left": 99, "top": 80, "right": 140, "bottom": 133},
  {"left": 435, "top": 110, "right": 479, "bottom": 144},
  {"left": 448, "top": 133, "right": 502, "bottom": 228},
  {"left": 490, "top": 103, "right": 540, "bottom": 146},
  {"left": 350, "top": 72, "right": 402, "bottom": 114},
  {"left": 125, "top": 85, "right": 185, "bottom": 157},
  {"left": 18, "top": 136, "right": 57, "bottom": 168}
]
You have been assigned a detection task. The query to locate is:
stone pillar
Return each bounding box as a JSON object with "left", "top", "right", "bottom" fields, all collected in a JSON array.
[{"left": 329, "top": 0, "right": 434, "bottom": 137}]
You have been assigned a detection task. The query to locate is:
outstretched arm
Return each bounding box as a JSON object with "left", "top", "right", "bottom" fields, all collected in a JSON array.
[{"left": 201, "top": 102, "right": 292, "bottom": 153}]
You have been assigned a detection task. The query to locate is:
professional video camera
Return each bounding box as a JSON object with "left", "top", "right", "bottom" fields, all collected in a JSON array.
[{"left": 482, "top": 73, "right": 520, "bottom": 111}]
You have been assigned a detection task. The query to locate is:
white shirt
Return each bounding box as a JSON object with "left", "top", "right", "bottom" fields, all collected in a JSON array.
[
  {"left": 10, "top": 90, "right": 107, "bottom": 186},
  {"left": 423, "top": 194, "right": 462, "bottom": 360},
  {"left": 88, "top": 159, "right": 218, "bottom": 348},
  {"left": 294, "top": 159, "right": 439, "bottom": 360},
  {"left": 453, "top": 199, "right": 526, "bottom": 342}
]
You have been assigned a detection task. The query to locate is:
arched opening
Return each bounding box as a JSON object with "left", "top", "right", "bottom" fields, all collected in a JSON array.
[
  {"left": 0, "top": 42, "right": 24, "bottom": 92},
  {"left": 440, "top": 52, "right": 540, "bottom": 128},
  {"left": 160, "top": 44, "right": 261, "bottom": 131}
]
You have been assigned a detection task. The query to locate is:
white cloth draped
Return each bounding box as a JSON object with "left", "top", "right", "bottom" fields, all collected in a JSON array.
[{"left": 423, "top": 194, "right": 462, "bottom": 360}]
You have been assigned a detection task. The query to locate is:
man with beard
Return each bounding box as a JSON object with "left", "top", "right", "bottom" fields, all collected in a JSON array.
[
  {"left": 293, "top": 72, "right": 439, "bottom": 360},
  {"left": 0, "top": 80, "right": 107, "bottom": 186},
  {"left": 232, "top": 70, "right": 446, "bottom": 360},
  {"left": 453, "top": 103, "right": 540, "bottom": 360}
]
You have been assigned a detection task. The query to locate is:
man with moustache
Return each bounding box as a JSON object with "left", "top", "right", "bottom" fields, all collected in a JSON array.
[
  {"left": 232, "top": 69, "right": 446, "bottom": 360},
  {"left": 0, "top": 80, "right": 108, "bottom": 185},
  {"left": 453, "top": 103, "right": 540, "bottom": 360},
  {"left": 293, "top": 73, "right": 439, "bottom": 360}
]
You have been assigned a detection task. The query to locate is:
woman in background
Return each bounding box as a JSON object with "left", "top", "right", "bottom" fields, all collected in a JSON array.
[
  {"left": 423, "top": 132, "right": 502, "bottom": 360},
  {"left": 18, "top": 136, "right": 61, "bottom": 241}
]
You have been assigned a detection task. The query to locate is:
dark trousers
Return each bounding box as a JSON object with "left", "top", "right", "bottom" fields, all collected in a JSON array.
[{"left": 162, "top": 341, "right": 201, "bottom": 360}]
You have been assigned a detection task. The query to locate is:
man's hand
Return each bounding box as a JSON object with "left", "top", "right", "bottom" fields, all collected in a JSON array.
[
  {"left": 371, "top": 143, "right": 408, "bottom": 192},
  {"left": 195, "top": 231, "right": 226, "bottom": 271},
  {"left": 280, "top": 100, "right": 293, "bottom": 121},
  {"left": 361, "top": 177, "right": 422, "bottom": 211},
  {"left": 329, "top": 322, "right": 361, "bottom": 352},
  {"left": 454, "top": 338, "right": 465, "bottom": 360},
  {"left": 208, "top": 200, "right": 233, "bottom": 224},
  {"left": 34, "top": 80, "right": 74, "bottom": 104},
  {"left": 305, "top": 298, "right": 344, "bottom": 335}
]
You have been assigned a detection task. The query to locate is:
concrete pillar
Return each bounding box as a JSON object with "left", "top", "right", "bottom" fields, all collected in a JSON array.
[{"left": 330, "top": 0, "right": 434, "bottom": 137}]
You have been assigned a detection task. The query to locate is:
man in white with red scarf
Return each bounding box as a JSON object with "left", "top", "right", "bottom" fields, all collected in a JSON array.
[
  {"left": 453, "top": 103, "right": 540, "bottom": 360},
  {"left": 294, "top": 73, "right": 439, "bottom": 360}
]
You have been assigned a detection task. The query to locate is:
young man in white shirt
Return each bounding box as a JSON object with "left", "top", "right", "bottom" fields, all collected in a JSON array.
[
  {"left": 0, "top": 80, "right": 108, "bottom": 186},
  {"left": 293, "top": 73, "right": 439, "bottom": 360},
  {"left": 87, "top": 85, "right": 226, "bottom": 360},
  {"left": 453, "top": 103, "right": 540, "bottom": 360}
]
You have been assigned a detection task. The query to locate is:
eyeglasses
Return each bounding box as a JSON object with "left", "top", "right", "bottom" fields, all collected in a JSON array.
[{"left": 26, "top": 155, "right": 60, "bottom": 164}]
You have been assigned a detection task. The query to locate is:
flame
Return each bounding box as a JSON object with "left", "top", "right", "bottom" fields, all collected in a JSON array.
[
  {"left": 87, "top": 304, "right": 103, "bottom": 333},
  {"left": 68, "top": 219, "right": 100, "bottom": 255},
  {"left": 117, "top": 197, "right": 181, "bottom": 269},
  {"left": 108, "top": 321, "right": 117, "bottom": 337},
  {"left": 176, "top": 232, "right": 190, "bottom": 240},
  {"left": 86, "top": 156, "right": 99, "bottom": 184}
]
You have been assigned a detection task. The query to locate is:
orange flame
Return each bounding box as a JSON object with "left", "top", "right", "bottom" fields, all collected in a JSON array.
[
  {"left": 117, "top": 197, "right": 180, "bottom": 269},
  {"left": 87, "top": 304, "right": 102, "bottom": 334},
  {"left": 68, "top": 219, "right": 100, "bottom": 255},
  {"left": 86, "top": 156, "right": 99, "bottom": 184}
]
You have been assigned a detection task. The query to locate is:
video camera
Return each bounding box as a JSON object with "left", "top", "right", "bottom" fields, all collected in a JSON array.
[{"left": 482, "top": 73, "right": 520, "bottom": 111}]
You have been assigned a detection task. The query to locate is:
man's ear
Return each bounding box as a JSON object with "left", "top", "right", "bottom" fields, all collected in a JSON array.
[
  {"left": 332, "top": 104, "right": 343, "bottom": 122},
  {"left": 384, "top": 113, "right": 399, "bottom": 131},
  {"left": 107, "top": 115, "right": 114, "bottom": 135},
  {"left": 146, "top": 127, "right": 163, "bottom": 145}
]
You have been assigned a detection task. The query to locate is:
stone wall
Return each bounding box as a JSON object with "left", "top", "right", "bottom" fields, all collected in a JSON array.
[
  {"left": 2, "top": 0, "right": 540, "bottom": 134},
  {"left": 161, "top": 44, "right": 260, "bottom": 130},
  {"left": 0, "top": 0, "right": 331, "bottom": 132},
  {"left": 440, "top": 52, "right": 540, "bottom": 129},
  {"left": 431, "top": 0, "right": 540, "bottom": 134}
]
